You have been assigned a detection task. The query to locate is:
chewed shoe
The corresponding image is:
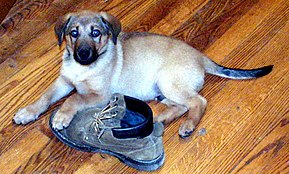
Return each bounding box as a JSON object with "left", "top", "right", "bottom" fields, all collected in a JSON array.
[{"left": 49, "top": 94, "right": 165, "bottom": 171}]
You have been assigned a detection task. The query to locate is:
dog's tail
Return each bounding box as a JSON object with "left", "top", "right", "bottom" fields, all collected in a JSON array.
[{"left": 203, "top": 57, "right": 273, "bottom": 80}]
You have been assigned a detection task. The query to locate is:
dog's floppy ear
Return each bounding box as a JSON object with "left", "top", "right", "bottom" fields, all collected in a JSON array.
[
  {"left": 54, "top": 14, "right": 73, "bottom": 46},
  {"left": 99, "top": 12, "right": 121, "bottom": 45}
]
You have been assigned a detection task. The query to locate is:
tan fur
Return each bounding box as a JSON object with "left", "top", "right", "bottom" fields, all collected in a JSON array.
[{"left": 14, "top": 11, "right": 219, "bottom": 137}]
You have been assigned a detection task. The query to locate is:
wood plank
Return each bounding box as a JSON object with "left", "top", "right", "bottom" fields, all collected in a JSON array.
[
  {"left": 220, "top": 0, "right": 289, "bottom": 68},
  {"left": 171, "top": 0, "right": 259, "bottom": 51},
  {"left": 74, "top": 154, "right": 120, "bottom": 174},
  {"left": 0, "top": 0, "right": 16, "bottom": 22},
  {"left": 204, "top": 0, "right": 283, "bottom": 61},
  {"left": 195, "top": 73, "right": 289, "bottom": 173},
  {"left": 233, "top": 119, "right": 289, "bottom": 173},
  {"left": 124, "top": 0, "right": 205, "bottom": 33},
  {"left": 0, "top": 129, "right": 50, "bottom": 174},
  {"left": 149, "top": 0, "right": 208, "bottom": 35},
  {"left": 14, "top": 138, "right": 93, "bottom": 173}
]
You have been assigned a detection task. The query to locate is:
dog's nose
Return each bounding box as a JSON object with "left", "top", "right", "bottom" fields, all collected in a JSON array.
[
  {"left": 74, "top": 43, "right": 98, "bottom": 65},
  {"left": 77, "top": 47, "right": 92, "bottom": 60}
]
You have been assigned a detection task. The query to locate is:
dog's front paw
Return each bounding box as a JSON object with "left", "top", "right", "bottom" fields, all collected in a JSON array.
[
  {"left": 14, "top": 107, "right": 39, "bottom": 125},
  {"left": 52, "top": 111, "right": 74, "bottom": 130}
]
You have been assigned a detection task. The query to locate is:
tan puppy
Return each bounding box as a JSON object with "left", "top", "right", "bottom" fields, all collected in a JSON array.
[{"left": 13, "top": 11, "right": 273, "bottom": 138}]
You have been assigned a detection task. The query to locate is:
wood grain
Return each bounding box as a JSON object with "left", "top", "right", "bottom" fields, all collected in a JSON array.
[
  {"left": 0, "top": 0, "right": 288, "bottom": 173},
  {"left": 0, "top": 0, "right": 16, "bottom": 22},
  {"left": 0, "top": 129, "right": 50, "bottom": 173}
]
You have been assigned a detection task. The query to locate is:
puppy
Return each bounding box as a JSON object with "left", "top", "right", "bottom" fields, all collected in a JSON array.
[{"left": 13, "top": 11, "right": 273, "bottom": 138}]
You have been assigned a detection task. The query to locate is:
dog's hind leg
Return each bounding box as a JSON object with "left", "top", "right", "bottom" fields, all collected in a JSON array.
[
  {"left": 153, "top": 98, "right": 188, "bottom": 124},
  {"left": 178, "top": 94, "right": 207, "bottom": 138},
  {"left": 156, "top": 92, "right": 207, "bottom": 138},
  {"left": 158, "top": 93, "right": 207, "bottom": 138},
  {"left": 157, "top": 77, "right": 207, "bottom": 137}
]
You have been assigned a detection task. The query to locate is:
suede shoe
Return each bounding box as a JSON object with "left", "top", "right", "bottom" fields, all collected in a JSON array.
[{"left": 50, "top": 94, "right": 165, "bottom": 171}]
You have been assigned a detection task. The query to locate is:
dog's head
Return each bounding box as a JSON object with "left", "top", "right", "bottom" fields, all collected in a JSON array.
[{"left": 54, "top": 11, "right": 121, "bottom": 65}]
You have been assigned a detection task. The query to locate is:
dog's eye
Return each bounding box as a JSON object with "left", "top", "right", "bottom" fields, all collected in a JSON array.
[
  {"left": 91, "top": 29, "right": 101, "bottom": 37},
  {"left": 70, "top": 30, "right": 79, "bottom": 38}
]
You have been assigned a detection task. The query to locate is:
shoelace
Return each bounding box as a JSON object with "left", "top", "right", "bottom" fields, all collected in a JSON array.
[{"left": 89, "top": 102, "right": 118, "bottom": 139}]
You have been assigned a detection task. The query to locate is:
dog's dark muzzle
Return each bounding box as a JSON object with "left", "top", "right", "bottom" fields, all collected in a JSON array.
[{"left": 74, "top": 44, "right": 98, "bottom": 65}]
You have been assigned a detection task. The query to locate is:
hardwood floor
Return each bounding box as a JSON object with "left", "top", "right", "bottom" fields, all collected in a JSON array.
[{"left": 0, "top": 0, "right": 288, "bottom": 173}]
